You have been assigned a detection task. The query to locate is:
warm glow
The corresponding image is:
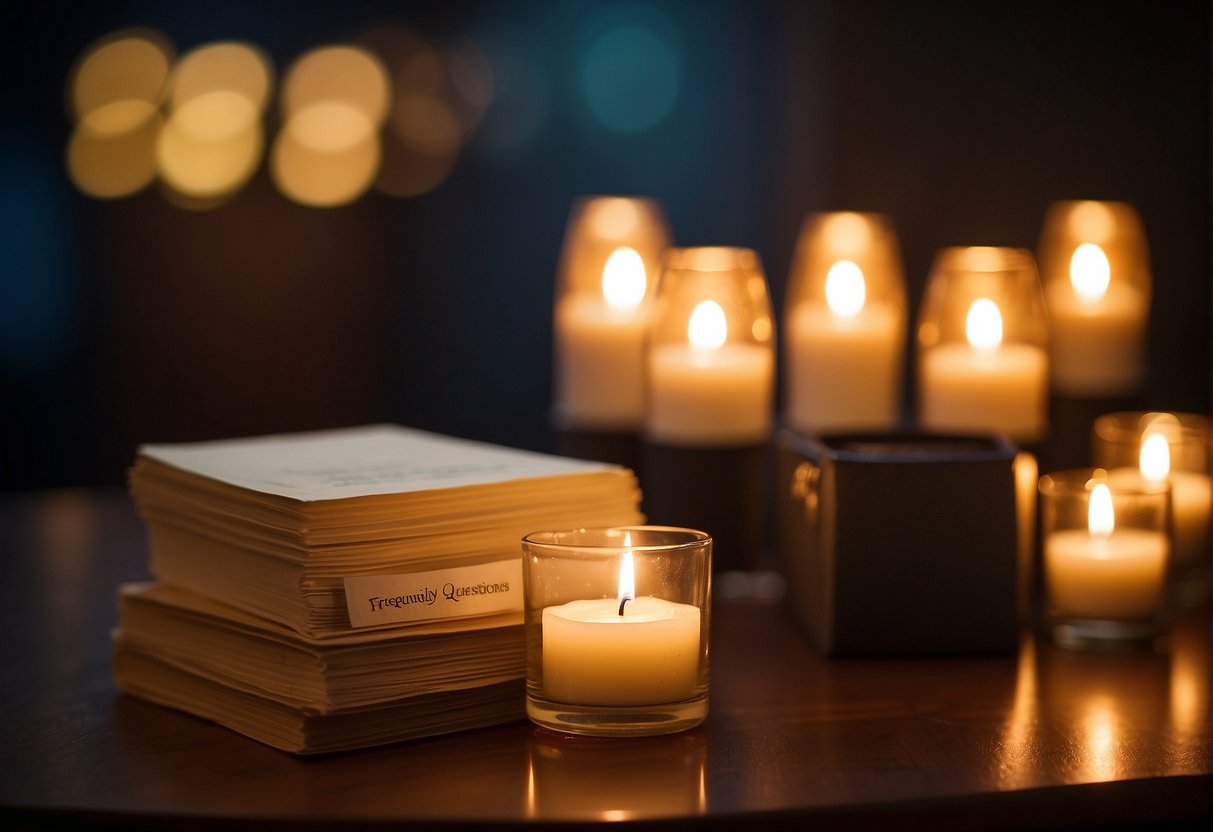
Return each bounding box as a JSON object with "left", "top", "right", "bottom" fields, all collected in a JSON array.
[
  {"left": 592, "top": 198, "right": 641, "bottom": 240},
  {"left": 688, "top": 300, "right": 727, "bottom": 350},
  {"left": 157, "top": 94, "right": 262, "bottom": 198},
  {"left": 1069, "top": 200, "right": 1115, "bottom": 243},
  {"left": 823, "top": 211, "right": 870, "bottom": 255},
  {"left": 67, "top": 111, "right": 161, "bottom": 198},
  {"left": 1089, "top": 483, "right": 1114, "bottom": 538},
  {"left": 618, "top": 534, "right": 635, "bottom": 608},
  {"left": 170, "top": 42, "right": 272, "bottom": 113},
  {"left": 824, "top": 260, "right": 865, "bottom": 317},
  {"left": 1070, "top": 243, "right": 1111, "bottom": 304},
  {"left": 79, "top": 98, "right": 158, "bottom": 138},
  {"left": 281, "top": 45, "right": 391, "bottom": 126},
  {"left": 288, "top": 101, "right": 376, "bottom": 153},
  {"left": 601, "top": 248, "right": 646, "bottom": 311},
  {"left": 965, "top": 298, "right": 1003, "bottom": 350},
  {"left": 271, "top": 105, "right": 381, "bottom": 207},
  {"left": 1139, "top": 432, "right": 1171, "bottom": 483},
  {"left": 1080, "top": 695, "right": 1119, "bottom": 782}
]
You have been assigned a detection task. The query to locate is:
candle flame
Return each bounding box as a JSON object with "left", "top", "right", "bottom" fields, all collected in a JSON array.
[
  {"left": 825, "top": 259, "right": 866, "bottom": 317},
  {"left": 1139, "top": 432, "right": 1171, "bottom": 482},
  {"left": 618, "top": 533, "right": 635, "bottom": 614},
  {"left": 1070, "top": 243, "right": 1111, "bottom": 304},
  {"left": 601, "top": 247, "right": 647, "bottom": 311},
  {"left": 1088, "top": 482, "right": 1114, "bottom": 537},
  {"left": 965, "top": 298, "right": 1003, "bottom": 350},
  {"left": 688, "top": 300, "right": 727, "bottom": 350}
]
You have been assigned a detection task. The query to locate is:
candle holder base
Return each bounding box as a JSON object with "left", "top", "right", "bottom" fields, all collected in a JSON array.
[
  {"left": 525, "top": 693, "right": 708, "bottom": 737},
  {"left": 1047, "top": 616, "right": 1162, "bottom": 652}
]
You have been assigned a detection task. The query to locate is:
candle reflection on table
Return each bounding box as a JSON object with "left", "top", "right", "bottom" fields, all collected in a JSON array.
[{"left": 525, "top": 729, "right": 707, "bottom": 821}]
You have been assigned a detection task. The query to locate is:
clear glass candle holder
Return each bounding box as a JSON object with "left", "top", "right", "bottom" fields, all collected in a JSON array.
[
  {"left": 1037, "top": 201, "right": 1151, "bottom": 397},
  {"left": 521, "top": 526, "right": 711, "bottom": 736},
  {"left": 1039, "top": 468, "right": 1171, "bottom": 651},
  {"left": 917, "top": 246, "right": 1050, "bottom": 443},
  {"left": 553, "top": 195, "right": 672, "bottom": 432},
  {"left": 645, "top": 246, "right": 775, "bottom": 448},
  {"left": 783, "top": 211, "right": 907, "bottom": 434},
  {"left": 1092, "top": 411, "right": 1210, "bottom": 606}
]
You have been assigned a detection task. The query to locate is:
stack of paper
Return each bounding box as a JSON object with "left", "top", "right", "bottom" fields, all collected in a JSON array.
[{"left": 114, "top": 424, "right": 644, "bottom": 753}]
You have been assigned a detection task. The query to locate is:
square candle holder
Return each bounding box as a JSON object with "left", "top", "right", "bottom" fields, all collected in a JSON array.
[
  {"left": 775, "top": 430, "right": 1020, "bottom": 656},
  {"left": 521, "top": 526, "right": 711, "bottom": 737}
]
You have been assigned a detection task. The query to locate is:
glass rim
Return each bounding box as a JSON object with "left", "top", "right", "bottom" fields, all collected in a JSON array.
[
  {"left": 932, "top": 245, "right": 1036, "bottom": 274},
  {"left": 522, "top": 525, "right": 712, "bottom": 553},
  {"left": 1038, "top": 467, "right": 1170, "bottom": 498},
  {"left": 661, "top": 246, "right": 761, "bottom": 274},
  {"left": 1092, "top": 411, "right": 1209, "bottom": 443}
]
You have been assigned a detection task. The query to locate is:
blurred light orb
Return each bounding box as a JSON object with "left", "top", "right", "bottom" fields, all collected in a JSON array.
[
  {"left": 581, "top": 26, "right": 679, "bottom": 133},
  {"left": 67, "top": 109, "right": 162, "bottom": 198},
  {"left": 170, "top": 41, "right": 273, "bottom": 113},
  {"left": 157, "top": 95, "right": 263, "bottom": 198},
  {"left": 272, "top": 105, "right": 381, "bottom": 207},
  {"left": 70, "top": 30, "right": 172, "bottom": 120},
  {"left": 282, "top": 45, "right": 391, "bottom": 126}
]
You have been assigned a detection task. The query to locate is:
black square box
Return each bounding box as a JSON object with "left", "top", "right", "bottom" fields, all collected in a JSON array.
[{"left": 776, "top": 430, "right": 1020, "bottom": 656}]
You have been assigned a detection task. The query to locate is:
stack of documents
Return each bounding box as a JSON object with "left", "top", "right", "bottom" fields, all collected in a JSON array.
[{"left": 114, "top": 425, "right": 644, "bottom": 753}]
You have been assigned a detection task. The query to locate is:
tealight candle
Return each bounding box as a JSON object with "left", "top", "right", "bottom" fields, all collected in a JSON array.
[
  {"left": 522, "top": 526, "right": 711, "bottom": 736},
  {"left": 1040, "top": 468, "right": 1170, "bottom": 649},
  {"left": 917, "top": 247, "right": 1050, "bottom": 443},
  {"left": 541, "top": 547, "right": 700, "bottom": 706}
]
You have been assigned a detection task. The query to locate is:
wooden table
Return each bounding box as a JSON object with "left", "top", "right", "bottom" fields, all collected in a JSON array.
[{"left": 0, "top": 489, "right": 1208, "bottom": 829}]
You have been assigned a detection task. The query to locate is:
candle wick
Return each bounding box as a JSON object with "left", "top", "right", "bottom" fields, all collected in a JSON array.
[{"left": 618, "top": 597, "right": 630, "bottom": 616}]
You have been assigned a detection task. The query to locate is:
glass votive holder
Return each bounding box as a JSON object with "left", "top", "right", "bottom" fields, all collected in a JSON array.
[
  {"left": 552, "top": 195, "right": 672, "bottom": 433},
  {"left": 1092, "top": 411, "right": 1211, "bottom": 606},
  {"left": 521, "top": 526, "right": 711, "bottom": 736},
  {"left": 783, "top": 211, "right": 907, "bottom": 434},
  {"left": 917, "top": 246, "right": 1050, "bottom": 444},
  {"left": 645, "top": 246, "right": 775, "bottom": 447},
  {"left": 1037, "top": 200, "right": 1151, "bottom": 397},
  {"left": 1039, "top": 468, "right": 1171, "bottom": 651}
]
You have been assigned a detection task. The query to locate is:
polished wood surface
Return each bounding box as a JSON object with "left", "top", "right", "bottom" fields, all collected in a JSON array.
[{"left": 0, "top": 490, "right": 1209, "bottom": 829}]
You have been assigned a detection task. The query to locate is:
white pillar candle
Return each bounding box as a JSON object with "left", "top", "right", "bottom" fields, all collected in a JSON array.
[
  {"left": 554, "top": 247, "right": 650, "bottom": 430},
  {"left": 786, "top": 260, "right": 902, "bottom": 432},
  {"left": 1045, "top": 483, "right": 1169, "bottom": 619},
  {"left": 1046, "top": 244, "right": 1147, "bottom": 396},
  {"left": 647, "top": 300, "right": 774, "bottom": 446},
  {"left": 920, "top": 298, "right": 1048, "bottom": 441}
]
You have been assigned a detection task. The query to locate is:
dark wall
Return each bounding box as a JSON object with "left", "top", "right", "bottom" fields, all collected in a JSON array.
[{"left": 1, "top": 1, "right": 1208, "bottom": 489}]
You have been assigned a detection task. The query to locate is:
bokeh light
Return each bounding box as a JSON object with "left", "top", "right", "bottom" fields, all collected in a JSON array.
[
  {"left": 66, "top": 30, "right": 171, "bottom": 199},
  {"left": 170, "top": 41, "right": 273, "bottom": 113},
  {"left": 157, "top": 90, "right": 263, "bottom": 200},
  {"left": 270, "top": 45, "right": 391, "bottom": 207},
  {"left": 581, "top": 25, "right": 680, "bottom": 133}
]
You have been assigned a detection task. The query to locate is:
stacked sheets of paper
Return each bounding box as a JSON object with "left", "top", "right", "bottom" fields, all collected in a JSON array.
[{"left": 114, "top": 424, "right": 644, "bottom": 753}]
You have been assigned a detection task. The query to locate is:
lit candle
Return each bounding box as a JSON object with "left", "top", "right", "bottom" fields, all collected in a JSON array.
[
  {"left": 1137, "top": 431, "right": 1211, "bottom": 570},
  {"left": 541, "top": 538, "right": 701, "bottom": 706},
  {"left": 786, "top": 260, "right": 902, "bottom": 432},
  {"left": 554, "top": 247, "right": 651, "bottom": 430},
  {"left": 920, "top": 298, "right": 1048, "bottom": 441},
  {"left": 1045, "top": 243, "right": 1148, "bottom": 396},
  {"left": 1045, "top": 482, "right": 1169, "bottom": 619},
  {"left": 647, "top": 299, "right": 774, "bottom": 446}
]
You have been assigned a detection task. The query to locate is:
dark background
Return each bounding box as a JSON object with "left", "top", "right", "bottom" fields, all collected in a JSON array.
[{"left": 1, "top": 0, "right": 1209, "bottom": 489}]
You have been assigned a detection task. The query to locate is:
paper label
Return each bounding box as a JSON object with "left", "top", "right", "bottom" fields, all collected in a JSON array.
[{"left": 343, "top": 559, "right": 523, "bottom": 628}]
